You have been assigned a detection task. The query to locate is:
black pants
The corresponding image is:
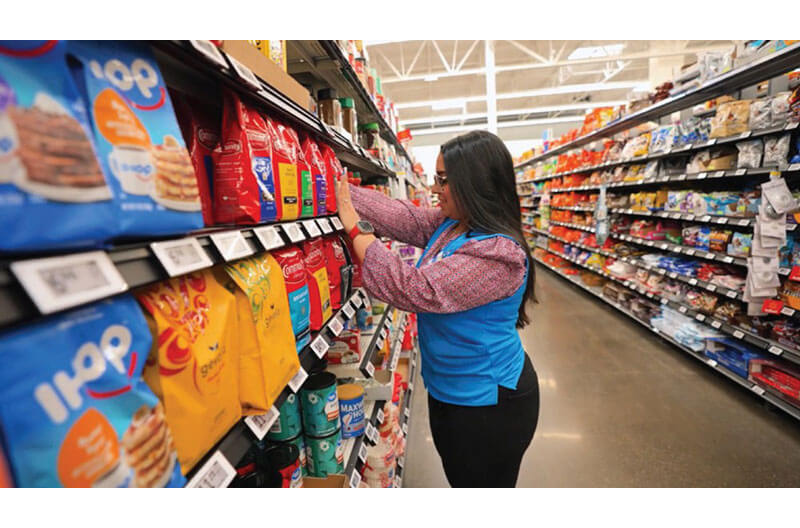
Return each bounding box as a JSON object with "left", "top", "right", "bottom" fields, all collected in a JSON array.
[{"left": 427, "top": 354, "right": 539, "bottom": 487}]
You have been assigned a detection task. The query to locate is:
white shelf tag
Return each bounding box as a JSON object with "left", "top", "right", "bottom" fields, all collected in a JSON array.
[
  {"left": 768, "top": 346, "right": 783, "bottom": 356},
  {"left": 713, "top": 171, "right": 726, "bottom": 178},
  {"left": 739, "top": 131, "right": 752, "bottom": 139},
  {"left": 352, "top": 294, "right": 363, "bottom": 308},
  {"left": 696, "top": 314, "right": 706, "bottom": 322},
  {"left": 751, "top": 384, "right": 766, "bottom": 396},
  {"left": 284, "top": 222, "right": 306, "bottom": 243},
  {"left": 707, "top": 284, "right": 717, "bottom": 292},
  {"left": 726, "top": 290, "right": 738, "bottom": 298},
  {"left": 706, "top": 359, "right": 718, "bottom": 367},
  {"left": 11, "top": 250, "right": 128, "bottom": 315},
  {"left": 376, "top": 337, "right": 385, "bottom": 350},
  {"left": 228, "top": 55, "right": 262, "bottom": 91},
  {"left": 302, "top": 219, "right": 322, "bottom": 238},
  {"left": 669, "top": 272, "right": 678, "bottom": 279},
  {"left": 689, "top": 279, "right": 698, "bottom": 285},
  {"left": 711, "top": 320, "right": 722, "bottom": 329},
  {"left": 349, "top": 470, "right": 362, "bottom": 488},
  {"left": 150, "top": 238, "right": 213, "bottom": 278},
  {"left": 331, "top": 217, "right": 345, "bottom": 230},
  {"left": 317, "top": 218, "right": 334, "bottom": 234},
  {"left": 679, "top": 306, "right": 688, "bottom": 314},
  {"left": 786, "top": 122, "right": 800, "bottom": 131},
  {"left": 733, "top": 330, "right": 745, "bottom": 339},
  {"left": 189, "top": 40, "right": 228, "bottom": 69},
  {"left": 789, "top": 163, "right": 800, "bottom": 172},
  {"left": 402, "top": 422, "right": 408, "bottom": 436},
  {"left": 661, "top": 298, "right": 669, "bottom": 305},
  {"left": 365, "top": 423, "right": 377, "bottom": 443},
  {"left": 735, "top": 168, "right": 748, "bottom": 176},
  {"left": 311, "top": 335, "right": 329, "bottom": 358},
  {"left": 343, "top": 302, "right": 356, "bottom": 319},
  {"left": 781, "top": 307, "right": 795, "bottom": 317},
  {"left": 253, "top": 225, "right": 285, "bottom": 251},
  {"left": 706, "top": 139, "right": 717, "bottom": 147},
  {"left": 328, "top": 315, "right": 345, "bottom": 337},
  {"left": 358, "top": 442, "right": 368, "bottom": 464},
  {"left": 394, "top": 475, "right": 402, "bottom": 488},
  {"left": 244, "top": 406, "right": 280, "bottom": 441},
  {"left": 186, "top": 451, "right": 236, "bottom": 488},
  {"left": 365, "top": 362, "right": 375, "bottom": 377},
  {"left": 718, "top": 217, "right": 729, "bottom": 225},
  {"left": 288, "top": 366, "right": 308, "bottom": 393},
  {"left": 209, "top": 230, "right": 254, "bottom": 262},
  {"left": 685, "top": 249, "right": 696, "bottom": 256},
  {"left": 696, "top": 172, "right": 708, "bottom": 180},
  {"left": 391, "top": 350, "right": 400, "bottom": 372},
  {"left": 377, "top": 408, "right": 385, "bottom": 424}
]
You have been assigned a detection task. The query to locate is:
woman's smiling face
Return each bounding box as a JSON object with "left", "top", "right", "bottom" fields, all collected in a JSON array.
[{"left": 434, "top": 152, "right": 463, "bottom": 221}]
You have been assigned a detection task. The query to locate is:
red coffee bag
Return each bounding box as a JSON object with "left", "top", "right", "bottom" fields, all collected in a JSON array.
[
  {"left": 303, "top": 137, "right": 328, "bottom": 216},
  {"left": 266, "top": 118, "right": 299, "bottom": 220},
  {"left": 320, "top": 143, "right": 341, "bottom": 213},
  {"left": 322, "top": 235, "right": 348, "bottom": 310},
  {"left": 288, "top": 128, "right": 314, "bottom": 218}
]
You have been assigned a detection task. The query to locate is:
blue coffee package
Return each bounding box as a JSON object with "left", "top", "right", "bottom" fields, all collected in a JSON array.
[
  {"left": 68, "top": 41, "right": 204, "bottom": 237},
  {"left": 0, "top": 295, "right": 185, "bottom": 487},
  {"left": 0, "top": 40, "right": 117, "bottom": 251}
]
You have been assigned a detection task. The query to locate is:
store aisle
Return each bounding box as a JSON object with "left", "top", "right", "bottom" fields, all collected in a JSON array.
[{"left": 404, "top": 267, "right": 800, "bottom": 487}]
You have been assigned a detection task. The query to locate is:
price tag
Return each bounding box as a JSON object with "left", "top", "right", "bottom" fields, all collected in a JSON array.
[
  {"left": 713, "top": 171, "right": 726, "bottom": 178},
  {"left": 711, "top": 320, "right": 722, "bottom": 329},
  {"left": 679, "top": 306, "right": 688, "bottom": 314},
  {"left": 391, "top": 350, "right": 400, "bottom": 372},
  {"left": 402, "top": 422, "right": 408, "bottom": 436},
  {"left": 150, "top": 238, "right": 214, "bottom": 278},
  {"left": 412, "top": 358, "right": 417, "bottom": 370},
  {"left": 11, "top": 250, "right": 128, "bottom": 315},
  {"left": 331, "top": 217, "right": 345, "bottom": 231},
  {"left": 365, "top": 362, "right": 375, "bottom": 377},
  {"left": 352, "top": 295, "right": 363, "bottom": 309},
  {"left": 779, "top": 268, "right": 792, "bottom": 276},
  {"left": 284, "top": 222, "right": 305, "bottom": 243},
  {"left": 689, "top": 278, "right": 698, "bottom": 285},
  {"left": 301, "top": 219, "right": 322, "bottom": 238},
  {"left": 738, "top": 131, "right": 752, "bottom": 140},
  {"left": 394, "top": 475, "right": 402, "bottom": 488},
  {"left": 377, "top": 408, "right": 385, "bottom": 425},
  {"left": 228, "top": 56, "right": 262, "bottom": 91},
  {"left": 253, "top": 225, "right": 285, "bottom": 250},
  {"left": 733, "top": 330, "right": 745, "bottom": 339},
  {"left": 696, "top": 172, "right": 708, "bottom": 180},
  {"left": 669, "top": 272, "right": 678, "bottom": 279},
  {"left": 700, "top": 215, "right": 711, "bottom": 222},
  {"left": 707, "top": 284, "right": 717, "bottom": 292},
  {"left": 781, "top": 307, "right": 796, "bottom": 317},
  {"left": 751, "top": 384, "right": 766, "bottom": 396},
  {"left": 726, "top": 290, "right": 738, "bottom": 299},
  {"left": 358, "top": 443, "right": 368, "bottom": 464},
  {"left": 706, "top": 139, "right": 717, "bottom": 147},
  {"left": 768, "top": 345, "right": 784, "bottom": 356},
  {"left": 397, "top": 456, "right": 405, "bottom": 470},
  {"left": 288, "top": 367, "right": 308, "bottom": 393},
  {"left": 349, "top": 470, "right": 362, "bottom": 488},
  {"left": 706, "top": 359, "right": 718, "bottom": 367},
  {"left": 186, "top": 451, "right": 236, "bottom": 488},
  {"left": 328, "top": 315, "right": 345, "bottom": 337},
  {"left": 365, "top": 423, "right": 377, "bottom": 443},
  {"left": 189, "top": 40, "right": 228, "bottom": 69},
  {"left": 661, "top": 298, "right": 669, "bottom": 305},
  {"left": 696, "top": 314, "right": 706, "bottom": 322},
  {"left": 735, "top": 168, "right": 748, "bottom": 176},
  {"left": 677, "top": 174, "right": 687, "bottom": 181},
  {"left": 311, "top": 335, "right": 330, "bottom": 358},
  {"left": 316, "top": 218, "right": 334, "bottom": 234},
  {"left": 717, "top": 217, "right": 729, "bottom": 225},
  {"left": 658, "top": 269, "right": 667, "bottom": 275},
  {"left": 685, "top": 249, "right": 696, "bottom": 256},
  {"left": 209, "top": 230, "right": 254, "bottom": 261},
  {"left": 342, "top": 302, "right": 356, "bottom": 319},
  {"left": 789, "top": 163, "right": 800, "bottom": 172},
  {"left": 244, "top": 406, "right": 280, "bottom": 441},
  {"left": 737, "top": 219, "right": 750, "bottom": 227}
]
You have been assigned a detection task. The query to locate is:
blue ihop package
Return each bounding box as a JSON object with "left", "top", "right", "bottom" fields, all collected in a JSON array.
[
  {"left": 68, "top": 41, "right": 203, "bottom": 238},
  {"left": 0, "top": 295, "right": 185, "bottom": 488},
  {"left": 0, "top": 40, "right": 117, "bottom": 252}
]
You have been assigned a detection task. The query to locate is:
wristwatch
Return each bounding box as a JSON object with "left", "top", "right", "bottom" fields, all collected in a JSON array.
[{"left": 349, "top": 220, "right": 375, "bottom": 240}]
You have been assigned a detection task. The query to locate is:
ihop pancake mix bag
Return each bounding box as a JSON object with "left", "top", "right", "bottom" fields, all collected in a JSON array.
[
  {"left": 266, "top": 118, "right": 299, "bottom": 220},
  {"left": 302, "top": 238, "right": 333, "bottom": 330},
  {"left": 0, "top": 295, "right": 185, "bottom": 487},
  {"left": 136, "top": 269, "right": 242, "bottom": 472},
  {"left": 272, "top": 246, "right": 311, "bottom": 352},
  {"left": 0, "top": 40, "right": 117, "bottom": 251},
  {"left": 303, "top": 137, "right": 328, "bottom": 216},
  {"left": 68, "top": 40, "right": 204, "bottom": 237},
  {"left": 287, "top": 127, "right": 314, "bottom": 218}
]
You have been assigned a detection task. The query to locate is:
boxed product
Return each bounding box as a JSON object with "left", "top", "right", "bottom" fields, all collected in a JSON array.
[
  {"left": 328, "top": 330, "right": 361, "bottom": 364},
  {"left": 273, "top": 246, "right": 312, "bottom": 351},
  {"left": 0, "top": 40, "right": 117, "bottom": 251},
  {"left": 69, "top": 40, "right": 204, "bottom": 237},
  {"left": 0, "top": 295, "right": 185, "bottom": 487},
  {"left": 136, "top": 270, "right": 242, "bottom": 472},
  {"left": 704, "top": 338, "right": 764, "bottom": 379},
  {"left": 728, "top": 232, "right": 752, "bottom": 257},
  {"left": 749, "top": 359, "right": 800, "bottom": 407},
  {"left": 302, "top": 238, "right": 333, "bottom": 331}
]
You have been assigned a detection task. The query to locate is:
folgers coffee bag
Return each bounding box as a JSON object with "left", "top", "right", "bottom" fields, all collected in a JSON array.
[
  {"left": 221, "top": 254, "right": 300, "bottom": 414},
  {"left": 320, "top": 143, "right": 340, "bottom": 213},
  {"left": 0, "top": 40, "right": 117, "bottom": 251},
  {"left": 136, "top": 270, "right": 242, "bottom": 473},
  {"left": 213, "top": 90, "right": 276, "bottom": 224},
  {"left": 289, "top": 128, "right": 314, "bottom": 218},
  {"left": 322, "top": 235, "right": 348, "bottom": 310},
  {"left": 267, "top": 118, "right": 299, "bottom": 220},
  {"left": 272, "top": 246, "right": 311, "bottom": 352},
  {"left": 303, "top": 137, "right": 328, "bottom": 216},
  {"left": 68, "top": 40, "right": 204, "bottom": 237},
  {"left": 0, "top": 295, "right": 185, "bottom": 487},
  {"left": 302, "top": 238, "right": 333, "bottom": 331},
  {"left": 170, "top": 89, "right": 219, "bottom": 226}
]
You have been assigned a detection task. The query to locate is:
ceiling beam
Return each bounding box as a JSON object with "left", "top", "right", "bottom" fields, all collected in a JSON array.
[
  {"left": 430, "top": 40, "right": 452, "bottom": 73},
  {"left": 375, "top": 49, "right": 403, "bottom": 79},
  {"left": 404, "top": 40, "right": 427, "bottom": 77},
  {"left": 504, "top": 40, "right": 549, "bottom": 64},
  {"left": 456, "top": 40, "right": 481, "bottom": 72}
]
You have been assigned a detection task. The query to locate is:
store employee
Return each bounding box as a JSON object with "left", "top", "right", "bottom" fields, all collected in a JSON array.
[{"left": 336, "top": 130, "right": 539, "bottom": 488}]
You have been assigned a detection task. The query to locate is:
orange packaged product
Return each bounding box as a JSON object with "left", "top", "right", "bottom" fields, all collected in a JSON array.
[{"left": 301, "top": 238, "right": 333, "bottom": 331}]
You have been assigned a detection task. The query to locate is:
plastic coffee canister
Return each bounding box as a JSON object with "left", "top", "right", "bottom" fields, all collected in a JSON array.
[
  {"left": 260, "top": 443, "right": 303, "bottom": 488},
  {"left": 304, "top": 428, "right": 344, "bottom": 478},
  {"left": 337, "top": 383, "right": 365, "bottom": 439},
  {"left": 267, "top": 393, "right": 303, "bottom": 442},
  {"left": 272, "top": 433, "right": 307, "bottom": 477},
  {"left": 300, "top": 372, "right": 340, "bottom": 437}
]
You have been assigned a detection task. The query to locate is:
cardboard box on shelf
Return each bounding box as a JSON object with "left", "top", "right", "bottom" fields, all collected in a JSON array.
[
  {"left": 219, "top": 40, "right": 312, "bottom": 112},
  {"left": 304, "top": 474, "right": 348, "bottom": 488}
]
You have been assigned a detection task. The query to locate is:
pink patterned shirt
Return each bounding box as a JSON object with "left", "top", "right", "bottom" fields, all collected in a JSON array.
[{"left": 351, "top": 185, "right": 527, "bottom": 314}]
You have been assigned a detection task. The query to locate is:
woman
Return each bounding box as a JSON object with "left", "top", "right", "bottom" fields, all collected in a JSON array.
[{"left": 336, "top": 130, "right": 539, "bottom": 487}]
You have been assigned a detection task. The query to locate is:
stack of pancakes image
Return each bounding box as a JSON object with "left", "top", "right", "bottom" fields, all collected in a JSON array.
[
  {"left": 121, "top": 402, "right": 177, "bottom": 488},
  {"left": 152, "top": 135, "right": 199, "bottom": 203}
]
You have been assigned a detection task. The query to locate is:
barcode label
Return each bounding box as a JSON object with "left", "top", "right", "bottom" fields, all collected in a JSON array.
[
  {"left": 186, "top": 451, "right": 236, "bottom": 488},
  {"left": 768, "top": 346, "right": 783, "bottom": 356},
  {"left": 328, "top": 315, "right": 345, "bottom": 337},
  {"left": 244, "top": 406, "right": 280, "bottom": 440},
  {"left": 352, "top": 295, "right": 363, "bottom": 308},
  {"left": 11, "top": 251, "right": 128, "bottom": 315},
  {"left": 317, "top": 218, "right": 334, "bottom": 234},
  {"left": 301, "top": 219, "right": 322, "bottom": 238},
  {"left": 707, "top": 284, "right": 717, "bottom": 292},
  {"left": 733, "top": 330, "right": 745, "bottom": 339},
  {"left": 706, "top": 359, "right": 718, "bottom": 367},
  {"left": 365, "top": 423, "right": 377, "bottom": 444},
  {"left": 311, "top": 336, "right": 329, "bottom": 358},
  {"left": 151, "top": 238, "right": 213, "bottom": 277},
  {"left": 711, "top": 320, "right": 722, "bottom": 329},
  {"left": 397, "top": 456, "right": 405, "bottom": 470},
  {"left": 718, "top": 218, "right": 729, "bottom": 225},
  {"left": 402, "top": 422, "right": 408, "bottom": 435},
  {"left": 751, "top": 384, "right": 766, "bottom": 396},
  {"left": 331, "top": 217, "right": 345, "bottom": 230},
  {"left": 679, "top": 306, "right": 688, "bottom": 313},
  {"left": 253, "top": 225, "right": 285, "bottom": 250},
  {"left": 377, "top": 408, "right": 385, "bottom": 424},
  {"left": 288, "top": 367, "right": 308, "bottom": 393},
  {"left": 189, "top": 40, "right": 228, "bottom": 68},
  {"left": 209, "top": 230, "right": 254, "bottom": 261},
  {"left": 349, "top": 470, "right": 362, "bottom": 488},
  {"left": 343, "top": 302, "right": 356, "bottom": 319},
  {"left": 284, "top": 222, "right": 305, "bottom": 243},
  {"left": 726, "top": 290, "right": 738, "bottom": 298},
  {"left": 228, "top": 55, "right": 262, "bottom": 91},
  {"left": 394, "top": 475, "right": 402, "bottom": 488},
  {"left": 365, "top": 362, "right": 375, "bottom": 377}
]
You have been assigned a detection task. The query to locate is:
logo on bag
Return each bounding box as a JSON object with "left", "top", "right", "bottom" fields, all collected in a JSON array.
[{"left": 88, "top": 56, "right": 165, "bottom": 111}]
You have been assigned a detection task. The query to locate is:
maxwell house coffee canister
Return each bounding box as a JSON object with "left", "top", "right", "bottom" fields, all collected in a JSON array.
[
  {"left": 337, "top": 384, "right": 365, "bottom": 439},
  {"left": 305, "top": 429, "right": 344, "bottom": 478},
  {"left": 267, "top": 393, "right": 303, "bottom": 442},
  {"left": 300, "top": 372, "right": 340, "bottom": 437}
]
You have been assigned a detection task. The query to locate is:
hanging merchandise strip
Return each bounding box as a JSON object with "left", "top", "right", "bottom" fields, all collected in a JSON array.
[
  {"left": 181, "top": 288, "right": 367, "bottom": 486},
  {"left": 532, "top": 254, "right": 800, "bottom": 423},
  {"left": 513, "top": 42, "right": 800, "bottom": 169}
]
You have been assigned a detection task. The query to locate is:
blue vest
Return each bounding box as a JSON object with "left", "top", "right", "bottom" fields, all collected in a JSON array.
[{"left": 415, "top": 218, "right": 527, "bottom": 406}]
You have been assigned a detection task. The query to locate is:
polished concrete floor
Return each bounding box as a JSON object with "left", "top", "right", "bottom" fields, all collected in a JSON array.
[{"left": 403, "top": 266, "right": 800, "bottom": 487}]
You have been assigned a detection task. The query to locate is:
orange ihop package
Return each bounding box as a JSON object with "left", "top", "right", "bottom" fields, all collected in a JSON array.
[
  {"left": 218, "top": 254, "right": 300, "bottom": 415},
  {"left": 136, "top": 270, "right": 242, "bottom": 472}
]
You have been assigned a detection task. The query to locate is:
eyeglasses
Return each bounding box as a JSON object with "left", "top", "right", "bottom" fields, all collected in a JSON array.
[{"left": 434, "top": 174, "right": 448, "bottom": 187}]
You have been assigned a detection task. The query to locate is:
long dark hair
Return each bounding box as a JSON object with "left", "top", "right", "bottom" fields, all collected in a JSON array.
[{"left": 440, "top": 130, "right": 536, "bottom": 327}]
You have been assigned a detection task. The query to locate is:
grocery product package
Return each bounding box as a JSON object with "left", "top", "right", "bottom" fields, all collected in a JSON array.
[
  {"left": 736, "top": 139, "right": 763, "bottom": 169},
  {"left": 302, "top": 238, "right": 333, "bottom": 330},
  {"left": 213, "top": 90, "right": 276, "bottom": 224},
  {"left": 322, "top": 235, "right": 348, "bottom": 310},
  {"left": 0, "top": 443, "right": 10, "bottom": 487},
  {"left": 266, "top": 118, "right": 300, "bottom": 220},
  {"left": 272, "top": 246, "right": 311, "bottom": 351},
  {"left": 0, "top": 295, "right": 185, "bottom": 487},
  {"left": 68, "top": 40, "right": 204, "bottom": 237},
  {"left": 710, "top": 100, "right": 751, "bottom": 138},
  {"left": 319, "top": 143, "right": 340, "bottom": 213},
  {"left": 288, "top": 128, "right": 314, "bottom": 218},
  {"left": 170, "top": 89, "right": 219, "bottom": 226},
  {"left": 136, "top": 270, "right": 242, "bottom": 472},
  {"left": 216, "top": 254, "right": 300, "bottom": 415},
  {"left": 764, "top": 134, "right": 791, "bottom": 169},
  {"left": 0, "top": 40, "right": 117, "bottom": 251},
  {"left": 303, "top": 137, "right": 328, "bottom": 216}
]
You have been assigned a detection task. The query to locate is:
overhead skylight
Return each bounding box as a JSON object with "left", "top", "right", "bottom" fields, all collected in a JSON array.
[{"left": 568, "top": 43, "right": 625, "bottom": 61}]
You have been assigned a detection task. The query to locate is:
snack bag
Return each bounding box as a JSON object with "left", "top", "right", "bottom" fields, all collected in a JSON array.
[
  {"left": 288, "top": 127, "right": 314, "bottom": 218},
  {"left": 319, "top": 143, "right": 340, "bottom": 213},
  {"left": 221, "top": 254, "right": 300, "bottom": 414},
  {"left": 266, "top": 118, "right": 299, "bottom": 220},
  {"left": 322, "top": 235, "right": 348, "bottom": 310},
  {"left": 273, "top": 246, "right": 311, "bottom": 351},
  {"left": 303, "top": 137, "right": 328, "bottom": 216},
  {"left": 170, "top": 89, "right": 219, "bottom": 226},
  {"left": 0, "top": 40, "right": 117, "bottom": 251},
  {"left": 68, "top": 41, "right": 203, "bottom": 237},
  {"left": 302, "top": 238, "right": 333, "bottom": 330},
  {"left": 0, "top": 295, "right": 185, "bottom": 487},
  {"left": 212, "top": 90, "right": 275, "bottom": 224},
  {"left": 136, "top": 270, "right": 241, "bottom": 472}
]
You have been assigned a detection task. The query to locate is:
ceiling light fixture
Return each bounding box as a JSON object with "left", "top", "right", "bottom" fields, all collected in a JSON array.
[
  {"left": 568, "top": 43, "right": 626, "bottom": 61},
  {"left": 430, "top": 99, "right": 467, "bottom": 111}
]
